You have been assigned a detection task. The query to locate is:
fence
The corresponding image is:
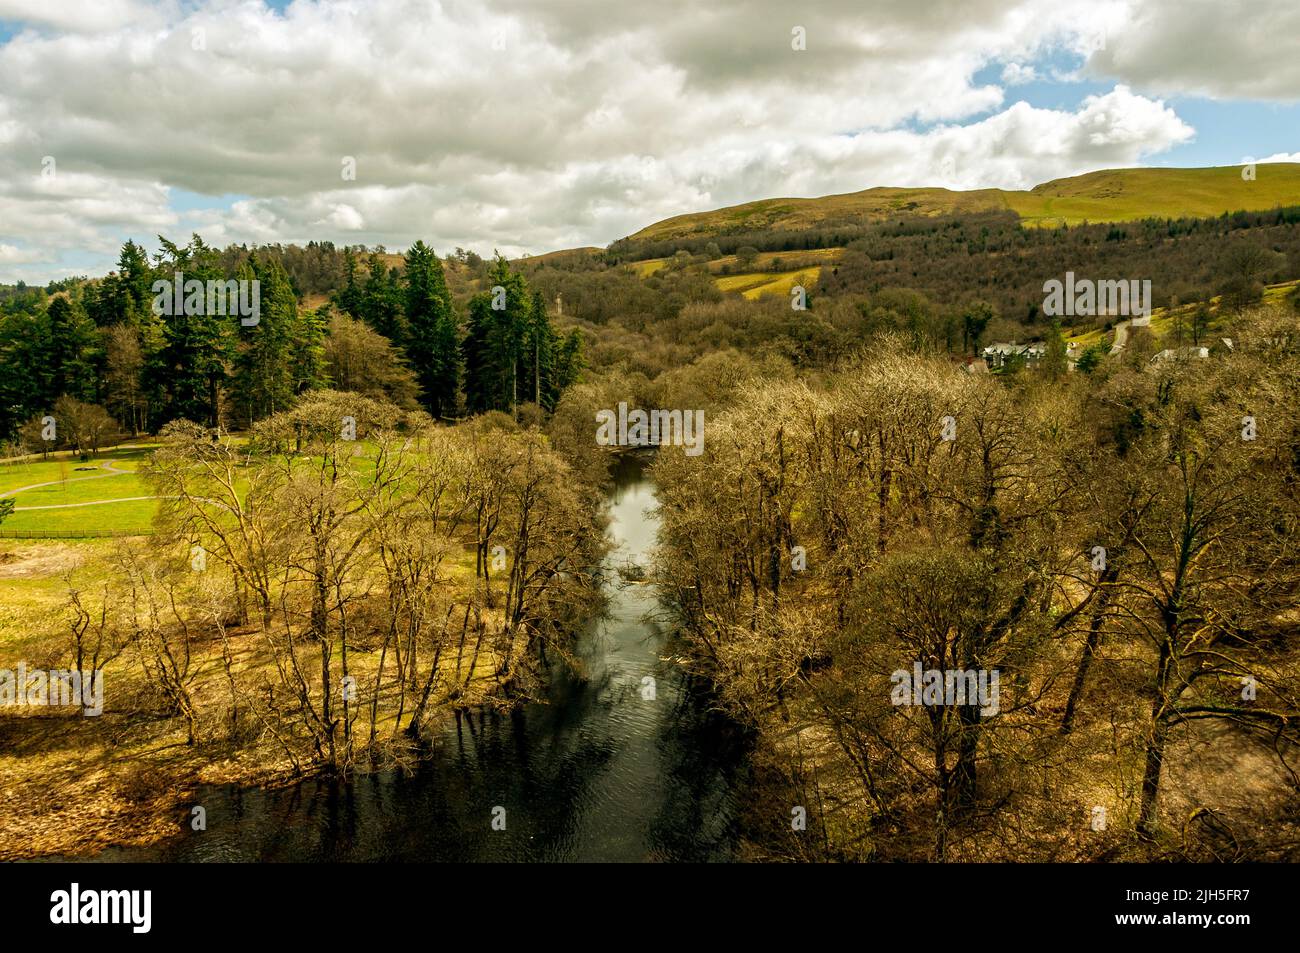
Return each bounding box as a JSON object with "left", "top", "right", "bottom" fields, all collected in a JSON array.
[{"left": 0, "top": 528, "right": 154, "bottom": 539}]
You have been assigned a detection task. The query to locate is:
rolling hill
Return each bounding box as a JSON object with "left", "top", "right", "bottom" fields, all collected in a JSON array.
[{"left": 621, "top": 163, "right": 1300, "bottom": 246}]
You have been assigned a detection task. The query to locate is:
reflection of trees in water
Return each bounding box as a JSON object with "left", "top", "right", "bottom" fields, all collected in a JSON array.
[
  {"left": 420, "top": 693, "right": 625, "bottom": 860},
  {"left": 646, "top": 669, "right": 751, "bottom": 861},
  {"left": 101, "top": 462, "right": 749, "bottom": 863},
  {"left": 133, "top": 688, "right": 630, "bottom": 861}
]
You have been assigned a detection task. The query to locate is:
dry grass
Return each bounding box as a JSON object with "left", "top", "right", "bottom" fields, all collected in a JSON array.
[{"left": 0, "top": 533, "right": 523, "bottom": 859}]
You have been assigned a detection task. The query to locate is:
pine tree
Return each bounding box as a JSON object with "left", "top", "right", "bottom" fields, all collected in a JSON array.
[
  {"left": 233, "top": 254, "right": 296, "bottom": 424},
  {"left": 402, "top": 241, "right": 461, "bottom": 418},
  {"left": 551, "top": 328, "right": 585, "bottom": 406},
  {"left": 46, "top": 296, "right": 99, "bottom": 402},
  {"left": 87, "top": 240, "right": 154, "bottom": 328},
  {"left": 291, "top": 306, "right": 330, "bottom": 396},
  {"left": 462, "top": 293, "right": 496, "bottom": 415},
  {"left": 462, "top": 255, "right": 530, "bottom": 416},
  {"left": 363, "top": 253, "right": 404, "bottom": 341},
  {"left": 334, "top": 248, "right": 365, "bottom": 320},
  {"left": 522, "top": 289, "right": 556, "bottom": 408},
  {"left": 1042, "top": 320, "right": 1068, "bottom": 379},
  {"left": 154, "top": 235, "right": 233, "bottom": 427},
  {"left": 0, "top": 305, "right": 53, "bottom": 434}
]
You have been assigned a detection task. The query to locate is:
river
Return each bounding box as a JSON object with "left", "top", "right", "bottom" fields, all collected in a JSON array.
[{"left": 83, "top": 454, "right": 750, "bottom": 862}]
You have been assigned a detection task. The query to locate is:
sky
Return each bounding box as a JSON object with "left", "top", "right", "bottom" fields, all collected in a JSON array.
[{"left": 0, "top": 0, "right": 1298, "bottom": 283}]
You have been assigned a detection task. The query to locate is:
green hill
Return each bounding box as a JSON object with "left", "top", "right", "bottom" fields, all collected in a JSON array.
[{"left": 623, "top": 163, "right": 1300, "bottom": 244}]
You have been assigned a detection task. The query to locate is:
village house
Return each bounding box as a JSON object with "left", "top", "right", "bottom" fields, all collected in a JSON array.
[
  {"left": 1150, "top": 345, "right": 1210, "bottom": 364},
  {"left": 981, "top": 341, "right": 1045, "bottom": 369}
]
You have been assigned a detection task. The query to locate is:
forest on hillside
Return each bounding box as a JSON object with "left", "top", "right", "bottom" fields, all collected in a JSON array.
[
  {"left": 0, "top": 238, "right": 582, "bottom": 445},
  {"left": 4, "top": 203, "right": 1298, "bottom": 452},
  {"left": 2, "top": 201, "right": 1299, "bottom": 863}
]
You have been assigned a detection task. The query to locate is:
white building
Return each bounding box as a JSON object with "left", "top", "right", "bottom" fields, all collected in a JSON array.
[{"left": 1150, "top": 346, "right": 1210, "bottom": 364}]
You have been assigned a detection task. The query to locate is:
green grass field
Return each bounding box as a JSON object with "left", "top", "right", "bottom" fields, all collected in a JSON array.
[
  {"left": 0, "top": 437, "right": 416, "bottom": 538},
  {"left": 0, "top": 445, "right": 162, "bottom": 536},
  {"left": 715, "top": 267, "right": 822, "bottom": 299},
  {"left": 0, "top": 445, "right": 156, "bottom": 495},
  {"left": 631, "top": 258, "right": 668, "bottom": 277},
  {"left": 0, "top": 499, "right": 159, "bottom": 535},
  {"left": 7, "top": 471, "right": 151, "bottom": 506},
  {"left": 1065, "top": 280, "right": 1299, "bottom": 350},
  {"left": 708, "top": 247, "right": 842, "bottom": 274},
  {"left": 1009, "top": 165, "right": 1300, "bottom": 226},
  {"left": 624, "top": 163, "right": 1300, "bottom": 246}
]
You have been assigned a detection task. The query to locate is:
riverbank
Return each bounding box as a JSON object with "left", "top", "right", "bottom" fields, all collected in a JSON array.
[
  {"left": 2, "top": 456, "right": 752, "bottom": 862},
  {"left": 0, "top": 542, "right": 526, "bottom": 860}
]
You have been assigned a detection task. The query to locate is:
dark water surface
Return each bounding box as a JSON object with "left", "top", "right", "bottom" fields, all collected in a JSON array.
[{"left": 86, "top": 456, "right": 749, "bottom": 862}]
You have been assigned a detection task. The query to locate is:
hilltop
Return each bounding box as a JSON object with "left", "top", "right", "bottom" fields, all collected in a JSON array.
[{"left": 619, "top": 163, "right": 1300, "bottom": 248}]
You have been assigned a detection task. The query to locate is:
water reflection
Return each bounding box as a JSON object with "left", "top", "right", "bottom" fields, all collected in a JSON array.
[{"left": 84, "top": 454, "right": 749, "bottom": 862}]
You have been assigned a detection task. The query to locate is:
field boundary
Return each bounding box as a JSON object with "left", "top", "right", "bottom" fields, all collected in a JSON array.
[{"left": 0, "top": 528, "right": 154, "bottom": 539}]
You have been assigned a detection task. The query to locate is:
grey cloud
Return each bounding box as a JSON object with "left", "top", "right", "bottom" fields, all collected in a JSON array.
[
  {"left": 0, "top": 0, "right": 1259, "bottom": 283},
  {"left": 1088, "top": 0, "right": 1300, "bottom": 100}
]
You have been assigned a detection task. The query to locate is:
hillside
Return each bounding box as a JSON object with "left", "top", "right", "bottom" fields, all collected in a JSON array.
[{"left": 622, "top": 163, "right": 1300, "bottom": 246}]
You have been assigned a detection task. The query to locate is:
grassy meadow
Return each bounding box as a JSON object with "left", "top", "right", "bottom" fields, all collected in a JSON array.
[{"left": 625, "top": 163, "right": 1300, "bottom": 244}]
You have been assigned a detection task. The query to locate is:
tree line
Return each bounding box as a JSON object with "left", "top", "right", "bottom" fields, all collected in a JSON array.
[{"left": 0, "top": 238, "right": 584, "bottom": 443}]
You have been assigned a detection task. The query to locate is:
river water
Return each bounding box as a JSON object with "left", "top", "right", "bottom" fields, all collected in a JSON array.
[{"left": 85, "top": 455, "right": 749, "bottom": 862}]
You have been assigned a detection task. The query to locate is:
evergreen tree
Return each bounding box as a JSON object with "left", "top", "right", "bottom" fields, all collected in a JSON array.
[
  {"left": 362, "top": 252, "right": 404, "bottom": 341},
  {"left": 334, "top": 247, "right": 365, "bottom": 320},
  {"left": 462, "top": 293, "right": 496, "bottom": 415},
  {"left": 551, "top": 327, "right": 585, "bottom": 405},
  {"left": 403, "top": 240, "right": 460, "bottom": 418},
  {"left": 153, "top": 235, "right": 232, "bottom": 427},
  {"left": 521, "top": 289, "right": 556, "bottom": 408},
  {"left": 46, "top": 296, "right": 99, "bottom": 402},
  {"left": 87, "top": 240, "right": 154, "bottom": 328},
  {"left": 291, "top": 305, "right": 330, "bottom": 396},
  {"left": 462, "top": 255, "right": 530, "bottom": 415},
  {"left": 961, "top": 301, "right": 995, "bottom": 355},
  {"left": 0, "top": 307, "right": 52, "bottom": 434},
  {"left": 116, "top": 239, "right": 155, "bottom": 320},
  {"left": 233, "top": 254, "right": 297, "bottom": 424}
]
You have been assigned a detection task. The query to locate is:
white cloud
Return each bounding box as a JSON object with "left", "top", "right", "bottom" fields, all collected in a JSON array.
[
  {"left": 318, "top": 203, "right": 365, "bottom": 231},
  {"left": 0, "top": 0, "right": 1274, "bottom": 283},
  {"left": 0, "top": 0, "right": 149, "bottom": 33},
  {"left": 0, "top": 242, "right": 40, "bottom": 264},
  {"left": 1002, "top": 63, "right": 1038, "bottom": 85},
  {"left": 1086, "top": 0, "right": 1300, "bottom": 101}
]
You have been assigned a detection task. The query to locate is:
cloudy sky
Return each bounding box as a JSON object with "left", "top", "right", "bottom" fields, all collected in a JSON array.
[{"left": 1, "top": 0, "right": 1298, "bottom": 283}]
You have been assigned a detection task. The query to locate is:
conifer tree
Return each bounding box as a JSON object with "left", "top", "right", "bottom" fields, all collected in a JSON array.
[
  {"left": 462, "top": 254, "right": 529, "bottom": 415},
  {"left": 363, "top": 253, "right": 404, "bottom": 341},
  {"left": 154, "top": 235, "right": 232, "bottom": 427},
  {"left": 233, "top": 254, "right": 297, "bottom": 424},
  {"left": 46, "top": 296, "right": 99, "bottom": 403},
  {"left": 403, "top": 240, "right": 460, "bottom": 418}
]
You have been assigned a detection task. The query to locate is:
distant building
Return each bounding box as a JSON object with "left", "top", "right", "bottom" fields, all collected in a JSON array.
[
  {"left": 1150, "top": 346, "right": 1209, "bottom": 364},
  {"left": 982, "top": 341, "right": 1047, "bottom": 369}
]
